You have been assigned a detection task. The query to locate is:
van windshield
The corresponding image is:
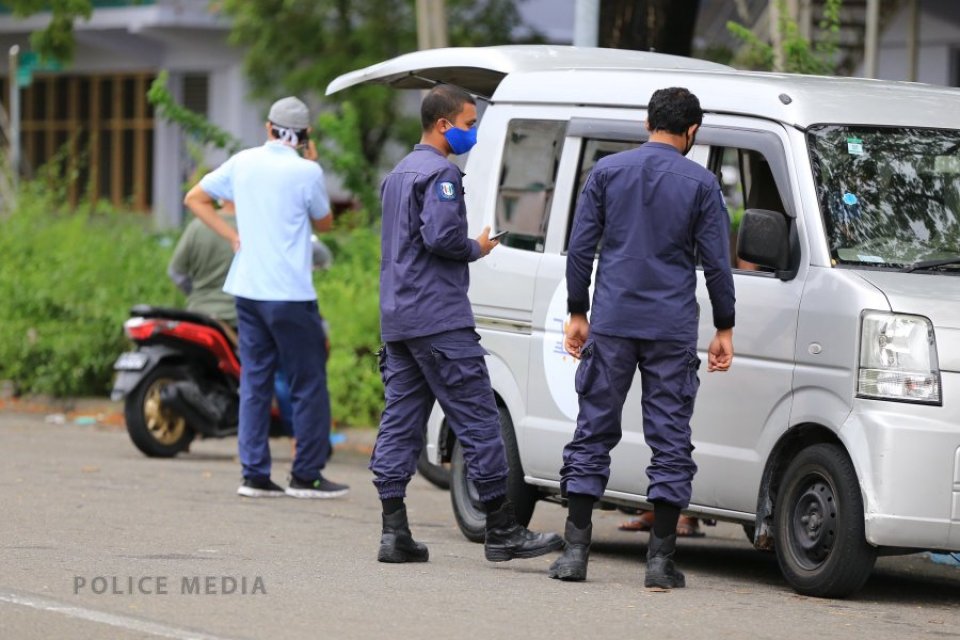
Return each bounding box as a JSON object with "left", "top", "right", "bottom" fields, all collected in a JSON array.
[{"left": 808, "top": 125, "right": 960, "bottom": 270}]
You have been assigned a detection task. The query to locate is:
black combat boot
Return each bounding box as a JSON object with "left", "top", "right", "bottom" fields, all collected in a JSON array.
[
  {"left": 377, "top": 507, "right": 429, "bottom": 563},
  {"left": 644, "top": 532, "right": 685, "bottom": 589},
  {"left": 484, "top": 501, "right": 564, "bottom": 562},
  {"left": 547, "top": 520, "right": 591, "bottom": 581}
]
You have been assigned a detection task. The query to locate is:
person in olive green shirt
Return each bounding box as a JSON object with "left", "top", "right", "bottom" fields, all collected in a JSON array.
[
  {"left": 168, "top": 201, "right": 239, "bottom": 327},
  {"left": 167, "top": 200, "right": 335, "bottom": 444}
]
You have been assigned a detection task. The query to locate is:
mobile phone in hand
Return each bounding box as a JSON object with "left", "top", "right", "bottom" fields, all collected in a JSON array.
[{"left": 490, "top": 230, "right": 509, "bottom": 241}]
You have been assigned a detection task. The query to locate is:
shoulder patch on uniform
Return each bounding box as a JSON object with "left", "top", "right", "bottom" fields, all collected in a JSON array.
[{"left": 437, "top": 181, "right": 457, "bottom": 201}]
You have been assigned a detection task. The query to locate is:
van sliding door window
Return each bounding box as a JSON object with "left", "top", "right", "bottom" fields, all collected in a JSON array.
[
  {"left": 563, "top": 138, "right": 636, "bottom": 251},
  {"left": 496, "top": 120, "right": 566, "bottom": 252}
]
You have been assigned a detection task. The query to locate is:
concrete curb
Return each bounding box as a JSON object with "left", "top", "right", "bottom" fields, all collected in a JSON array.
[{"left": 0, "top": 395, "right": 379, "bottom": 456}]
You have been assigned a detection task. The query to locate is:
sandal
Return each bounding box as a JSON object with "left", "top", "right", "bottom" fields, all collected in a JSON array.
[
  {"left": 676, "top": 516, "right": 705, "bottom": 538},
  {"left": 618, "top": 510, "right": 655, "bottom": 532}
]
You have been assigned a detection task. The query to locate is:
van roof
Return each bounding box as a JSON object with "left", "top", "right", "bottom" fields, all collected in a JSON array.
[
  {"left": 325, "top": 45, "right": 731, "bottom": 97},
  {"left": 493, "top": 67, "right": 960, "bottom": 129},
  {"left": 326, "top": 45, "right": 960, "bottom": 130}
]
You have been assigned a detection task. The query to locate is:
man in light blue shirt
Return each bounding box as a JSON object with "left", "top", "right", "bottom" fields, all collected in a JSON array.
[{"left": 184, "top": 96, "right": 348, "bottom": 500}]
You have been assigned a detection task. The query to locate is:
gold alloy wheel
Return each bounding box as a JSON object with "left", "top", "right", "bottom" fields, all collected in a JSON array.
[{"left": 143, "top": 378, "right": 186, "bottom": 445}]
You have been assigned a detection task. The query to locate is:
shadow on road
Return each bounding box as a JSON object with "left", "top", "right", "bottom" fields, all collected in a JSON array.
[{"left": 586, "top": 537, "right": 960, "bottom": 604}]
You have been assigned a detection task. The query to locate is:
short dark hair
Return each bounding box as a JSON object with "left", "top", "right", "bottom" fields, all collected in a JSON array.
[
  {"left": 647, "top": 87, "right": 703, "bottom": 134},
  {"left": 421, "top": 84, "right": 475, "bottom": 131}
]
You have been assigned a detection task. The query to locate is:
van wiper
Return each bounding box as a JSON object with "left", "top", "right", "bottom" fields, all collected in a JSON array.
[{"left": 901, "top": 256, "right": 960, "bottom": 273}]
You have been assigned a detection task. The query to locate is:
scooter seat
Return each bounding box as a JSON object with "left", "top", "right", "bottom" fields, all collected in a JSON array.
[{"left": 129, "top": 305, "right": 234, "bottom": 341}]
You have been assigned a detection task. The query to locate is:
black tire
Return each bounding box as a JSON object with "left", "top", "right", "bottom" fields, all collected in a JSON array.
[
  {"left": 449, "top": 405, "right": 539, "bottom": 543},
  {"left": 743, "top": 523, "right": 756, "bottom": 544},
  {"left": 124, "top": 365, "right": 196, "bottom": 458},
  {"left": 450, "top": 438, "right": 486, "bottom": 543},
  {"left": 499, "top": 407, "right": 539, "bottom": 527},
  {"left": 774, "top": 443, "right": 877, "bottom": 598},
  {"left": 416, "top": 431, "right": 451, "bottom": 490}
]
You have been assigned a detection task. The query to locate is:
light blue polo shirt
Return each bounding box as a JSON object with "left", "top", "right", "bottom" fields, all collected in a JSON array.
[{"left": 199, "top": 141, "right": 330, "bottom": 301}]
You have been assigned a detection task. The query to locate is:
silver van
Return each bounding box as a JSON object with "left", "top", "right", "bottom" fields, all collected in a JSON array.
[{"left": 329, "top": 45, "right": 960, "bottom": 597}]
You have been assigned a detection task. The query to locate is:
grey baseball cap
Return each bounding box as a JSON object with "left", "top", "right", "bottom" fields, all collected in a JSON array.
[{"left": 268, "top": 96, "right": 310, "bottom": 130}]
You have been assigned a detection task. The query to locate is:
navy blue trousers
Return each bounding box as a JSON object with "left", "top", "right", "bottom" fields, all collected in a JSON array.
[
  {"left": 560, "top": 332, "right": 700, "bottom": 509},
  {"left": 370, "top": 328, "right": 508, "bottom": 501},
  {"left": 235, "top": 297, "right": 331, "bottom": 482}
]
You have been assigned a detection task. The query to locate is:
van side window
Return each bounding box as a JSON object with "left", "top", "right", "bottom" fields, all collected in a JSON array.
[
  {"left": 716, "top": 146, "right": 787, "bottom": 272},
  {"left": 495, "top": 119, "right": 566, "bottom": 252},
  {"left": 564, "top": 138, "right": 636, "bottom": 251}
]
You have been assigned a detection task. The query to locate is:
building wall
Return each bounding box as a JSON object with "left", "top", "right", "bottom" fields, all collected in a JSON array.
[
  {"left": 0, "top": 5, "right": 266, "bottom": 227},
  {"left": 855, "top": 2, "right": 960, "bottom": 85}
]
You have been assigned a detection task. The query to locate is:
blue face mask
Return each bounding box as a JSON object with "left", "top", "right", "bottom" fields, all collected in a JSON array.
[{"left": 443, "top": 124, "right": 478, "bottom": 155}]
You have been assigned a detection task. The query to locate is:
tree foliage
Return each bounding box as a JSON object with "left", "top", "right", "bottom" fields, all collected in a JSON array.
[
  {"left": 148, "top": 70, "right": 243, "bottom": 155},
  {"left": 0, "top": 0, "right": 92, "bottom": 63},
  {"left": 728, "top": 0, "right": 842, "bottom": 74},
  {"left": 219, "top": 0, "right": 535, "bottom": 217}
]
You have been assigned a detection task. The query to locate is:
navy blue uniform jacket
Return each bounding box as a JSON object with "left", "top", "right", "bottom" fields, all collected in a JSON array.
[
  {"left": 379, "top": 144, "right": 481, "bottom": 342},
  {"left": 567, "top": 142, "right": 735, "bottom": 342}
]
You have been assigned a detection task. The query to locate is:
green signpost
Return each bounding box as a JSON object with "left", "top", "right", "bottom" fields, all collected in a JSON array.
[{"left": 17, "top": 50, "right": 62, "bottom": 87}]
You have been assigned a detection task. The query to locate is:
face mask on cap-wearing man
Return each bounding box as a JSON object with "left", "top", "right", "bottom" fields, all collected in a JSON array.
[{"left": 272, "top": 125, "right": 304, "bottom": 148}]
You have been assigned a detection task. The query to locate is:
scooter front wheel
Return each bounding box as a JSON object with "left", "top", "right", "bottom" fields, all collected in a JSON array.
[{"left": 125, "top": 364, "right": 196, "bottom": 457}]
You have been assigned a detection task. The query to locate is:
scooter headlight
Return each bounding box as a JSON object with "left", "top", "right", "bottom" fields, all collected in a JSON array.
[{"left": 857, "top": 311, "right": 941, "bottom": 405}]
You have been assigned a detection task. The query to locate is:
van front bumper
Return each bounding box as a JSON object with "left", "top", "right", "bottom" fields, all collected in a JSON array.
[{"left": 842, "top": 371, "right": 960, "bottom": 552}]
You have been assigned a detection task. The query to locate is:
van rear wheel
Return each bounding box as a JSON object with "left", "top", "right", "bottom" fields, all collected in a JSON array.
[
  {"left": 774, "top": 443, "right": 877, "bottom": 598},
  {"left": 417, "top": 423, "right": 451, "bottom": 489},
  {"left": 450, "top": 405, "right": 538, "bottom": 543},
  {"left": 450, "top": 439, "right": 486, "bottom": 542}
]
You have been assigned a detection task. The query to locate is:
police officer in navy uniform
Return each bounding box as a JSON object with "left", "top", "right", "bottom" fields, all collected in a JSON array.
[
  {"left": 548, "top": 87, "right": 735, "bottom": 589},
  {"left": 372, "top": 84, "right": 563, "bottom": 564}
]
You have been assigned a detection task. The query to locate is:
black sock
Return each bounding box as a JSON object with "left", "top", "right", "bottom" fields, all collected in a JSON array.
[
  {"left": 482, "top": 495, "right": 505, "bottom": 514},
  {"left": 652, "top": 501, "right": 681, "bottom": 538},
  {"left": 381, "top": 497, "right": 404, "bottom": 515},
  {"left": 567, "top": 493, "right": 595, "bottom": 529}
]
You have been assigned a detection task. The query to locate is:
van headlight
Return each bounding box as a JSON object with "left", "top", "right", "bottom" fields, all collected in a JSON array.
[{"left": 858, "top": 311, "right": 941, "bottom": 404}]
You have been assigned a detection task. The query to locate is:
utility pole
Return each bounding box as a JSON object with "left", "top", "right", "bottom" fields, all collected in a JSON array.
[
  {"left": 864, "top": 0, "right": 880, "bottom": 78},
  {"left": 574, "top": 0, "right": 599, "bottom": 47},
  {"left": 416, "top": 0, "right": 448, "bottom": 50},
  {"left": 906, "top": 0, "right": 919, "bottom": 82},
  {"left": 770, "top": 0, "right": 783, "bottom": 71},
  {"left": 798, "top": 0, "right": 813, "bottom": 41},
  {"left": 8, "top": 45, "right": 19, "bottom": 191}
]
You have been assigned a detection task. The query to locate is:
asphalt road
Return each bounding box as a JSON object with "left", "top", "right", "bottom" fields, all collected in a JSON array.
[{"left": 1, "top": 409, "right": 959, "bottom": 640}]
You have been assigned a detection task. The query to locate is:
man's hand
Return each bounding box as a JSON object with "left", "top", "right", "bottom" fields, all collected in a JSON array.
[
  {"left": 303, "top": 138, "right": 319, "bottom": 162},
  {"left": 707, "top": 328, "right": 734, "bottom": 372},
  {"left": 184, "top": 184, "right": 240, "bottom": 251},
  {"left": 564, "top": 313, "right": 590, "bottom": 359},
  {"left": 476, "top": 226, "right": 501, "bottom": 257}
]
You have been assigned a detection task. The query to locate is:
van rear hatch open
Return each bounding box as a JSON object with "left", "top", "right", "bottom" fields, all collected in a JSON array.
[{"left": 325, "top": 44, "right": 730, "bottom": 98}]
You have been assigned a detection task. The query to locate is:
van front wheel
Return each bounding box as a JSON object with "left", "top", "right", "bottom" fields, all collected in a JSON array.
[{"left": 774, "top": 443, "right": 877, "bottom": 598}]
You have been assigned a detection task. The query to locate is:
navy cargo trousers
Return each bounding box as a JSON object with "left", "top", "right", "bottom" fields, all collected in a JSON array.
[
  {"left": 370, "top": 327, "right": 509, "bottom": 501},
  {"left": 560, "top": 332, "right": 701, "bottom": 509}
]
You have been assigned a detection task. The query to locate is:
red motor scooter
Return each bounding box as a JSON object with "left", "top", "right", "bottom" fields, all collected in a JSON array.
[{"left": 111, "top": 304, "right": 285, "bottom": 457}]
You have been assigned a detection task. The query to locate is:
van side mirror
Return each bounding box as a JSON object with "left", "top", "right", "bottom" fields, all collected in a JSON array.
[{"left": 737, "top": 208, "right": 790, "bottom": 272}]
